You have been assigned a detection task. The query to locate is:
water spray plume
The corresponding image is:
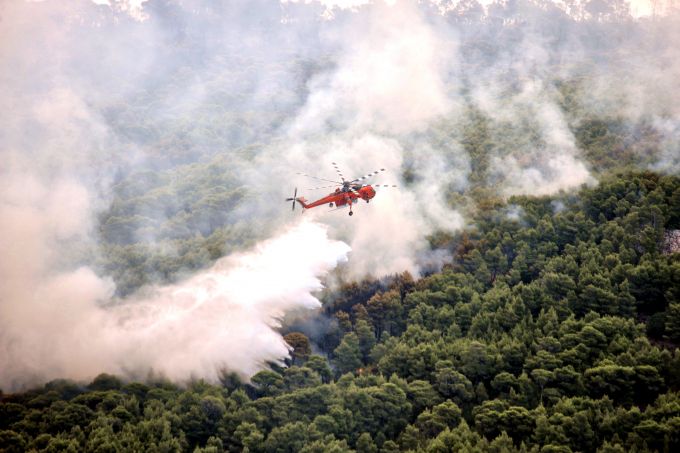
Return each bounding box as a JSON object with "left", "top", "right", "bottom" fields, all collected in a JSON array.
[{"left": 0, "top": 221, "right": 349, "bottom": 390}]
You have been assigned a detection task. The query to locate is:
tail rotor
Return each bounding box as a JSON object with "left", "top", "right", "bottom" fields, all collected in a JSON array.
[{"left": 285, "top": 187, "right": 298, "bottom": 211}]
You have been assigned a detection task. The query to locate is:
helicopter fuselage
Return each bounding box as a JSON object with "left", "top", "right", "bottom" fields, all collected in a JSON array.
[{"left": 295, "top": 184, "right": 376, "bottom": 210}]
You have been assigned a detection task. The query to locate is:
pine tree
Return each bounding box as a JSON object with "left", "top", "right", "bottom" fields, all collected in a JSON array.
[
  {"left": 333, "top": 333, "right": 362, "bottom": 375},
  {"left": 665, "top": 302, "right": 680, "bottom": 343}
]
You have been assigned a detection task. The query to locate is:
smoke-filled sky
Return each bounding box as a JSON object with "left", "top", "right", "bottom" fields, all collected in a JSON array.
[{"left": 1, "top": 0, "right": 679, "bottom": 390}]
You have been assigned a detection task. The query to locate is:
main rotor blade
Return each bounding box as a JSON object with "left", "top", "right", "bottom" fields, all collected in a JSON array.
[
  {"left": 350, "top": 188, "right": 361, "bottom": 197},
  {"left": 307, "top": 185, "right": 340, "bottom": 190},
  {"left": 372, "top": 184, "right": 398, "bottom": 188},
  {"left": 350, "top": 168, "right": 385, "bottom": 183},
  {"left": 331, "top": 162, "right": 346, "bottom": 182},
  {"left": 296, "top": 172, "right": 342, "bottom": 185}
]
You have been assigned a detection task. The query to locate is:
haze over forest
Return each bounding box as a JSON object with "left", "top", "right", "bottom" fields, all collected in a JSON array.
[{"left": 0, "top": 0, "right": 679, "bottom": 452}]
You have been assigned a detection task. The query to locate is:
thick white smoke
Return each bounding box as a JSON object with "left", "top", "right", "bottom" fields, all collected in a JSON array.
[
  {"left": 288, "top": 1, "right": 456, "bottom": 136},
  {"left": 262, "top": 0, "right": 467, "bottom": 278},
  {"left": 0, "top": 155, "right": 113, "bottom": 389},
  {"left": 0, "top": 219, "right": 348, "bottom": 390},
  {"left": 469, "top": 35, "right": 596, "bottom": 196}
]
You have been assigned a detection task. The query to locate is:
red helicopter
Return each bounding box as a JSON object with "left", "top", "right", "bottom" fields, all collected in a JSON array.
[{"left": 286, "top": 162, "right": 396, "bottom": 216}]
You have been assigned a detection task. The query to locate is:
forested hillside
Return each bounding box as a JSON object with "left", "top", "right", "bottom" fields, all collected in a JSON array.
[
  {"left": 2, "top": 0, "right": 680, "bottom": 452},
  {"left": 2, "top": 172, "right": 679, "bottom": 452}
]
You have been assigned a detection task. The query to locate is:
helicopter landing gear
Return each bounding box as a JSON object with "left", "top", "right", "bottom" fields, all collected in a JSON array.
[{"left": 349, "top": 211, "right": 354, "bottom": 216}]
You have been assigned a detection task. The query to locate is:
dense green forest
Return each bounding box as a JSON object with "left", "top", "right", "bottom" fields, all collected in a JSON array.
[{"left": 2, "top": 171, "right": 679, "bottom": 452}]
